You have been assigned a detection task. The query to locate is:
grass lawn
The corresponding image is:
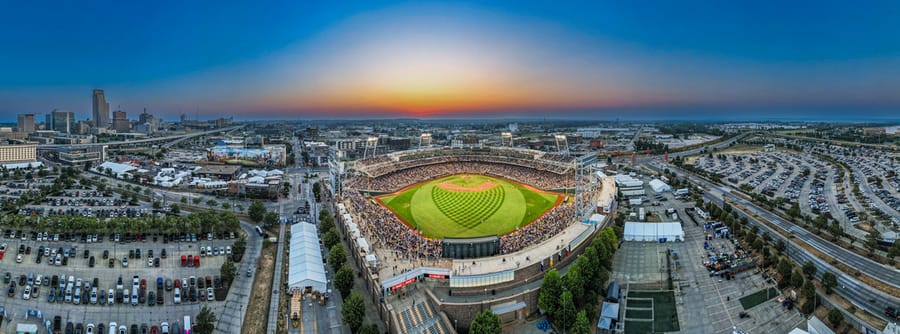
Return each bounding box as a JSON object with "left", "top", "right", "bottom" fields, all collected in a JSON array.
[
  {"left": 378, "top": 174, "right": 560, "bottom": 238},
  {"left": 739, "top": 287, "right": 778, "bottom": 310},
  {"left": 625, "top": 291, "right": 680, "bottom": 333}
]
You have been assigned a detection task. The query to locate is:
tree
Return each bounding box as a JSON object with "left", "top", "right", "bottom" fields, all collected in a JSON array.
[
  {"left": 152, "top": 201, "right": 162, "bottom": 210},
  {"left": 169, "top": 204, "right": 180, "bottom": 215},
  {"left": 206, "top": 199, "right": 217, "bottom": 207},
  {"left": 341, "top": 292, "right": 365, "bottom": 333},
  {"left": 248, "top": 200, "right": 266, "bottom": 224},
  {"left": 558, "top": 290, "right": 576, "bottom": 331},
  {"left": 263, "top": 211, "right": 280, "bottom": 226},
  {"left": 221, "top": 202, "right": 231, "bottom": 210},
  {"left": 791, "top": 270, "right": 804, "bottom": 288},
  {"left": 220, "top": 260, "right": 237, "bottom": 286},
  {"left": 357, "top": 324, "right": 379, "bottom": 334},
  {"left": 571, "top": 310, "right": 591, "bottom": 334},
  {"left": 827, "top": 308, "right": 843, "bottom": 326},
  {"left": 231, "top": 236, "right": 247, "bottom": 262},
  {"left": 334, "top": 265, "right": 355, "bottom": 298},
  {"left": 329, "top": 245, "right": 346, "bottom": 271},
  {"left": 803, "top": 261, "right": 817, "bottom": 279},
  {"left": 538, "top": 270, "right": 563, "bottom": 323},
  {"left": 193, "top": 197, "right": 202, "bottom": 205},
  {"left": 777, "top": 258, "right": 793, "bottom": 284},
  {"left": 323, "top": 229, "right": 340, "bottom": 250},
  {"left": 194, "top": 306, "right": 217, "bottom": 334},
  {"left": 821, "top": 272, "right": 837, "bottom": 294},
  {"left": 312, "top": 182, "right": 322, "bottom": 202},
  {"left": 469, "top": 310, "right": 501, "bottom": 334},
  {"left": 180, "top": 197, "right": 187, "bottom": 204}
]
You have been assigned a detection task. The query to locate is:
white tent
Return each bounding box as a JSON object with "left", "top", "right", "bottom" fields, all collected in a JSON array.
[
  {"left": 649, "top": 179, "right": 671, "bottom": 193},
  {"left": 356, "top": 237, "right": 371, "bottom": 254},
  {"left": 623, "top": 222, "right": 684, "bottom": 242},
  {"left": 288, "top": 223, "right": 327, "bottom": 292}
]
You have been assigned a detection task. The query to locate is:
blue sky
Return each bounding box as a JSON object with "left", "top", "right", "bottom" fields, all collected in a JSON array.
[{"left": 1, "top": 1, "right": 899, "bottom": 121}]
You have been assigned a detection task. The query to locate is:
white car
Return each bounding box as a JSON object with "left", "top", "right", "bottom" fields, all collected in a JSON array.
[
  {"left": 107, "top": 289, "right": 115, "bottom": 305},
  {"left": 109, "top": 322, "right": 117, "bottom": 334},
  {"left": 16, "top": 254, "right": 22, "bottom": 263},
  {"left": 207, "top": 287, "right": 214, "bottom": 300},
  {"left": 131, "top": 290, "right": 138, "bottom": 306},
  {"left": 86, "top": 323, "right": 95, "bottom": 334},
  {"left": 119, "top": 325, "right": 127, "bottom": 334},
  {"left": 173, "top": 287, "right": 181, "bottom": 304},
  {"left": 226, "top": 246, "right": 232, "bottom": 255},
  {"left": 90, "top": 287, "right": 98, "bottom": 304},
  {"left": 122, "top": 289, "right": 130, "bottom": 304},
  {"left": 160, "top": 322, "right": 169, "bottom": 334},
  {"left": 23, "top": 285, "right": 31, "bottom": 300}
]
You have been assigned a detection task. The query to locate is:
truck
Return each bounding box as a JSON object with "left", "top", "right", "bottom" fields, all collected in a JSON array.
[
  {"left": 183, "top": 315, "right": 192, "bottom": 334},
  {"left": 674, "top": 188, "right": 689, "bottom": 197}
]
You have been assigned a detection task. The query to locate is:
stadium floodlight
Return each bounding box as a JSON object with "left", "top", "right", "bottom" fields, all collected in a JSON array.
[
  {"left": 501, "top": 132, "right": 512, "bottom": 147},
  {"left": 554, "top": 134, "right": 569, "bottom": 155},
  {"left": 419, "top": 133, "right": 432, "bottom": 148},
  {"left": 364, "top": 136, "right": 379, "bottom": 159}
]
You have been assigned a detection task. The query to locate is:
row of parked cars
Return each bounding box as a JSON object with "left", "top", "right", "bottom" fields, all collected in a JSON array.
[
  {"left": 4, "top": 272, "right": 222, "bottom": 306},
  {"left": 51, "top": 319, "right": 175, "bottom": 334}
]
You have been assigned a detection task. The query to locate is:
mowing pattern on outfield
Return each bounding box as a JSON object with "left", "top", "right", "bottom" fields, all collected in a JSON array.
[{"left": 377, "top": 174, "right": 560, "bottom": 239}]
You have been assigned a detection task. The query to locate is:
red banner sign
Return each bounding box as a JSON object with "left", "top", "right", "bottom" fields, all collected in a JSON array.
[{"left": 391, "top": 277, "right": 417, "bottom": 290}]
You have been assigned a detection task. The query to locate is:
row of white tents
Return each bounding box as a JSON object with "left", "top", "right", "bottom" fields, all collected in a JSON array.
[{"left": 623, "top": 222, "right": 684, "bottom": 242}]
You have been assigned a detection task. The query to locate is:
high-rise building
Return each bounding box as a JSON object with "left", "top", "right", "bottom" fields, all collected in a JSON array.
[
  {"left": 92, "top": 89, "right": 110, "bottom": 128},
  {"left": 112, "top": 110, "right": 130, "bottom": 133},
  {"left": 16, "top": 114, "right": 35, "bottom": 133},
  {"left": 50, "top": 109, "right": 75, "bottom": 133}
]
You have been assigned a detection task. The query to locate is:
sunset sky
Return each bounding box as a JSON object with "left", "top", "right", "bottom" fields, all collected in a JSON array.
[{"left": 1, "top": 1, "right": 899, "bottom": 120}]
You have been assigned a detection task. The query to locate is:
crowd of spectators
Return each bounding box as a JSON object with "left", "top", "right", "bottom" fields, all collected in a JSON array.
[
  {"left": 499, "top": 203, "right": 575, "bottom": 254},
  {"left": 361, "top": 152, "right": 572, "bottom": 177},
  {"left": 347, "top": 161, "right": 571, "bottom": 191},
  {"left": 345, "top": 190, "right": 443, "bottom": 259}
]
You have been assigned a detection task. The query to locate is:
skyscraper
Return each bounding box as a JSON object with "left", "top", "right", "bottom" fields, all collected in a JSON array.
[
  {"left": 16, "top": 114, "right": 35, "bottom": 133},
  {"left": 92, "top": 89, "right": 110, "bottom": 128},
  {"left": 112, "top": 110, "right": 130, "bottom": 133},
  {"left": 50, "top": 109, "right": 75, "bottom": 133}
]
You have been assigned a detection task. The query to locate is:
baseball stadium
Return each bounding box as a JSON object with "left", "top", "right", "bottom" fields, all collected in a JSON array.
[{"left": 333, "top": 146, "right": 618, "bottom": 333}]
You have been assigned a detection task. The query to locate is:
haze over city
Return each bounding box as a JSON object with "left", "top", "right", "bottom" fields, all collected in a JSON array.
[{"left": 2, "top": 1, "right": 900, "bottom": 121}]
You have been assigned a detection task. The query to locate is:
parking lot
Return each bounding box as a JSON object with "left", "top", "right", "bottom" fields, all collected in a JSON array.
[
  {"left": 690, "top": 148, "right": 891, "bottom": 239},
  {"left": 0, "top": 230, "right": 242, "bottom": 333},
  {"left": 611, "top": 185, "right": 805, "bottom": 334}
]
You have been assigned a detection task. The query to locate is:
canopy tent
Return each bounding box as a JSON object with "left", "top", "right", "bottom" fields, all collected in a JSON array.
[
  {"left": 288, "top": 223, "right": 327, "bottom": 292},
  {"left": 649, "top": 179, "right": 671, "bottom": 193},
  {"left": 623, "top": 222, "right": 684, "bottom": 242}
]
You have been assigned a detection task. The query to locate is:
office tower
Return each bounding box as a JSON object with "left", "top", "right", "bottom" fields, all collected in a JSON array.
[
  {"left": 92, "top": 89, "right": 110, "bottom": 128},
  {"left": 50, "top": 109, "right": 75, "bottom": 133},
  {"left": 112, "top": 110, "right": 130, "bottom": 133},
  {"left": 16, "top": 114, "right": 35, "bottom": 133}
]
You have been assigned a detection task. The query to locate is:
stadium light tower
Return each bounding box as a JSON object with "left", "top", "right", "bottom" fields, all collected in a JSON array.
[
  {"left": 500, "top": 132, "right": 513, "bottom": 147},
  {"left": 363, "top": 136, "right": 379, "bottom": 159},
  {"left": 419, "top": 133, "right": 432, "bottom": 149},
  {"left": 554, "top": 134, "right": 569, "bottom": 155}
]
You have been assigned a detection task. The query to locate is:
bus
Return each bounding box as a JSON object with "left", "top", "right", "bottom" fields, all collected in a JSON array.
[
  {"left": 255, "top": 225, "right": 264, "bottom": 236},
  {"left": 183, "top": 315, "right": 191, "bottom": 334}
]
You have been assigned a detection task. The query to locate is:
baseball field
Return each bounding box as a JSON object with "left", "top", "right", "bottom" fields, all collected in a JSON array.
[{"left": 377, "top": 174, "right": 561, "bottom": 238}]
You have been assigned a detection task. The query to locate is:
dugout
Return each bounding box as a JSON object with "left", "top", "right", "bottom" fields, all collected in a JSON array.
[{"left": 442, "top": 236, "right": 500, "bottom": 259}]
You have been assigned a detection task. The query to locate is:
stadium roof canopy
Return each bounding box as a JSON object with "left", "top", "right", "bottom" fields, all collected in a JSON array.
[
  {"left": 99, "top": 161, "right": 137, "bottom": 177},
  {"left": 288, "top": 222, "right": 327, "bottom": 292}
]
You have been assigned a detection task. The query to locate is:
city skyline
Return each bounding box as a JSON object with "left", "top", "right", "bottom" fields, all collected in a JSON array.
[{"left": 1, "top": 1, "right": 900, "bottom": 121}]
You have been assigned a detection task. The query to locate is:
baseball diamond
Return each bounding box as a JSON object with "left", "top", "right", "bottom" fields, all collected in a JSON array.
[{"left": 376, "top": 174, "right": 562, "bottom": 238}]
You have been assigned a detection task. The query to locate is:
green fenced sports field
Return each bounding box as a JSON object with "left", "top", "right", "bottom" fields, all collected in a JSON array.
[{"left": 377, "top": 174, "right": 561, "bottom": 238}]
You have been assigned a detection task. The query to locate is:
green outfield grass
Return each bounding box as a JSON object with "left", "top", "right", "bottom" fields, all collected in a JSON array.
[{"left": 377, "top": 174, "right": 560, "bottom": 238}]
